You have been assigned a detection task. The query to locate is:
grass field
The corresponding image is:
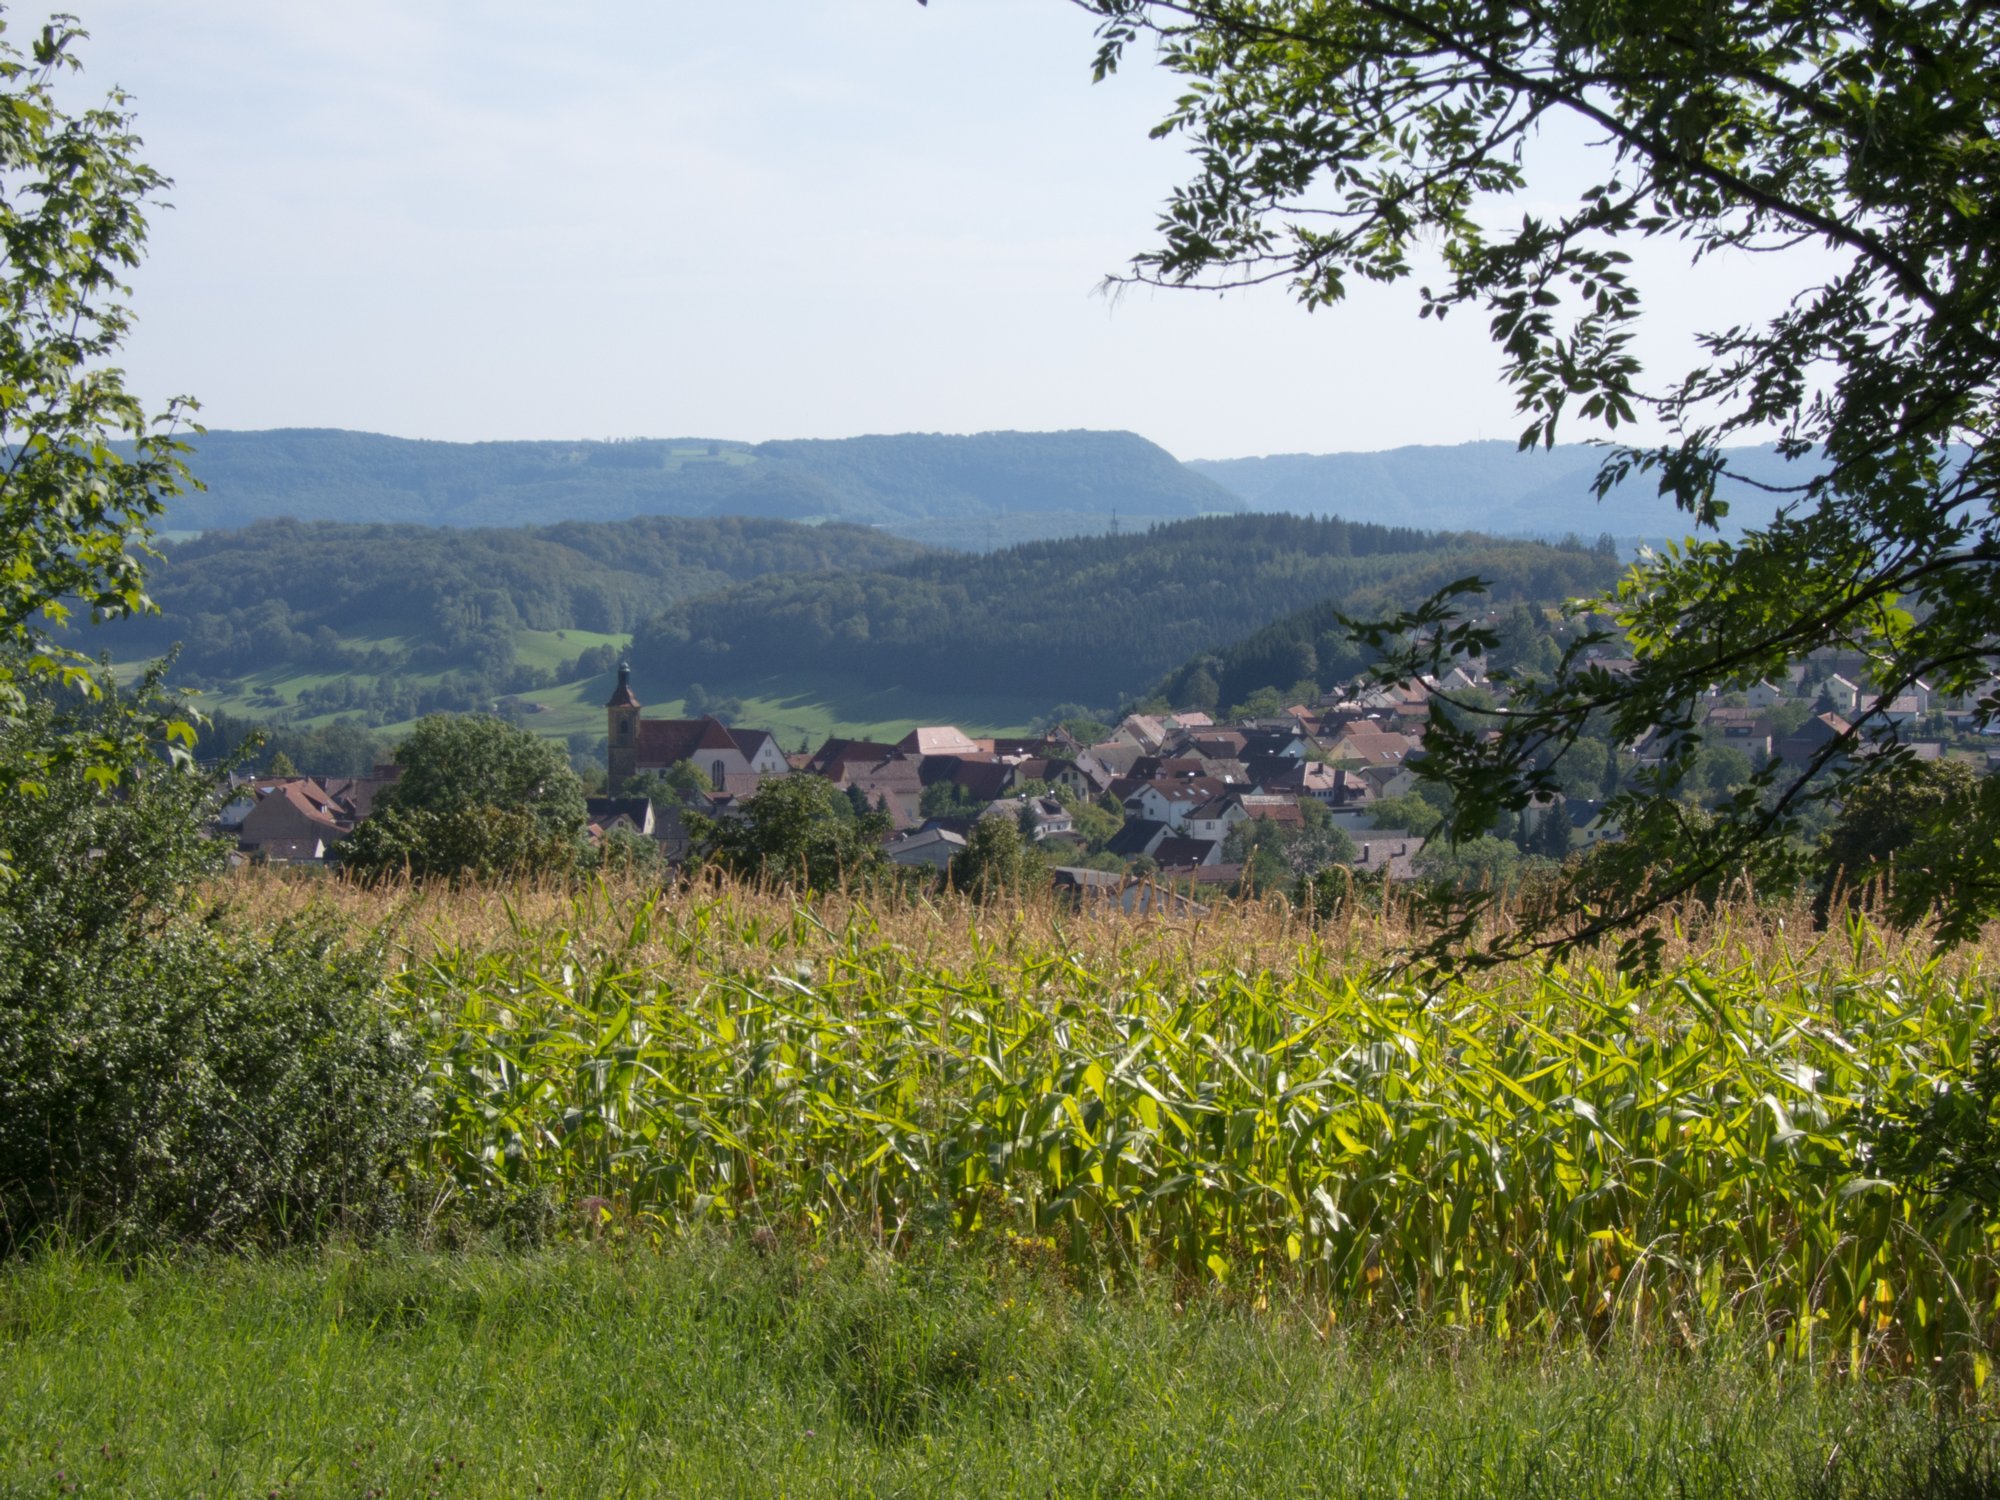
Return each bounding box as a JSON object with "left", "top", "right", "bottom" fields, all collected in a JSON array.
[
  {"left": 129, "top": 648, "right": 1037, "bottom": 750},
  {"left": 4, "top": 1242, "right": 1995, "bottom": 1498},
  {"left": 510, "top": 627, "right": 628, "bottom": 674},
  {"left": 476, "top": 667, "right": 1040, "bottom": 746}
]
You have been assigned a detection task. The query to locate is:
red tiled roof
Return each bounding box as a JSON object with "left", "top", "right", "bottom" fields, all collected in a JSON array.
[{"left": 634, "top": 716, "right": 738, "bottom": 762}]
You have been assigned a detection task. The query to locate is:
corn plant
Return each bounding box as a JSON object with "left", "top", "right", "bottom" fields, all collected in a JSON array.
[{"left": 395, "top": 890, "right": 2000, "bottom": 1372}]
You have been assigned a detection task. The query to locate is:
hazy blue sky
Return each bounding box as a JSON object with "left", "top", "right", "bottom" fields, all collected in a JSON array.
[{"left": 69, "top": 1, "right": 1821, "bottom": 458}]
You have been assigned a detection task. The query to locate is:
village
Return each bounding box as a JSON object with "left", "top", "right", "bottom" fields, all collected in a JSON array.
[{"left": 215, "top": 647, "right": 2000, "bottom": 902}]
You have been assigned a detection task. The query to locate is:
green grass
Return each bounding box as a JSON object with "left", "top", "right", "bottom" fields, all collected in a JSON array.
[
  {"left": 480, "top": 668, "right": 1038, "bottom": 747},
  {"left": 3, "top": 1242, "right": 1993, "bottom": 1499},
  {"left": 511, "top": 628, "right": 627, "bottom": 674}
]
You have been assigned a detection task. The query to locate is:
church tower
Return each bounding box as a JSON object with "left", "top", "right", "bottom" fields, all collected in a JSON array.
[{"left": 606, "top": 661, "right": 641, "bottom": 791}]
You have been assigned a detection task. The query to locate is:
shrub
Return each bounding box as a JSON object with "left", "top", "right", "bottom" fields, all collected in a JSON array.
[
  {"left": 0, "top": 697, "right": 425, "bottom": 1252},
  {"left": 0, "top": 921, "right": 426, "bottom": 1251}
]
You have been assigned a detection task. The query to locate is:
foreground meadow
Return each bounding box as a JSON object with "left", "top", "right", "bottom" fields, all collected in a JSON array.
[
  {"left": 6, "top": 1242, "right": 1996, "bottom": 1499},
  {"left": 6, "top": 873, "right": 2000, "bottom": 1494}
]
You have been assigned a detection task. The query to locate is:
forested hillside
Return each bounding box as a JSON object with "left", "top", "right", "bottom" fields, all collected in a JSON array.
[
  {"left": 1188, "top": 440, "right": 1796, "bottom": 539},
  {"left": 153, "top": 428, "right": 1242, "bottom": 539},
  {"left": 627, "top": 514, "right": 1616, "bottom": 710},
  {"left": 1149, "top": 537, "right": 1622, "bottom": 712},
  {"left": 88, "top": 515, "right": 929, "bottom": 728}
]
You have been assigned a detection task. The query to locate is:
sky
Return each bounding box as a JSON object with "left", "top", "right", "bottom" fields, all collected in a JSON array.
[{"left": 68, "top": 1, "right": 1824, "bottom": 460}]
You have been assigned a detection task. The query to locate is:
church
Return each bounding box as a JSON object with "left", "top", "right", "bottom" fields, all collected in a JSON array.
[{"left": 605, "top": 663, "right": 790, "bottom": 793}]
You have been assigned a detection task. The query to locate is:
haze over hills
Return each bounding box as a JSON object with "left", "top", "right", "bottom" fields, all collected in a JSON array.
[
  {"left": 1187, "top": 441, "right": 1800, "bottom": 540},
  {"left": 157, "top": 428, "right": 1243, "bottom": 544}
]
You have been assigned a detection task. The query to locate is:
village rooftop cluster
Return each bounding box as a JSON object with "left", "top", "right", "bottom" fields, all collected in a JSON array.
[{"left": 215, "top": 642, "right": 1999, "bottom": 902}]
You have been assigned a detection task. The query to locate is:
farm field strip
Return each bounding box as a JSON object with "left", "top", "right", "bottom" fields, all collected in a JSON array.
[{"left": 379, "top": 884, "right": 2000, "bottom": 1370}]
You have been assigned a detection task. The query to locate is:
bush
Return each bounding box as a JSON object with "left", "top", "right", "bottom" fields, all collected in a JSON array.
[
  {"left": 0, "top": 696, "right": 425, "bottom": 1252},
  {"left": 689, "top": 775, "right": 890, "bottom": 891},
  {"left": 338, "top": 803, "right": 585, "bottom": 884},
  {"left": 0, "top": 921, "right": 425, "bottom": 1251}
]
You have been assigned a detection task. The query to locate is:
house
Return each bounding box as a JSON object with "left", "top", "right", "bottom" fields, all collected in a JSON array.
[
  {"left": 1050, "top": 867, "right": 1206, "bottom": 916},
  {"left": 1355, "top": 760, "right": 1420, "bottom": 800},
  {"left": 980, "top": 795, "right": 1072, "bottom": 841},
  {"left": 1235, "top": 793, "right": 1306, "bottom": 830},
  {"left": 319, "top": 772, "right": 398, "bottom": 822},
  {"left": 1184, "top": 794, "right": 1248, "bottom": 846},
  {"left": 1125, "top": 777, "right": 1232, "bottom": 830},
  {"left": 237, "top": 780, "right": 348, "bottom": 862},
  {"left": 1110, "top": 714, "right": 1171, "bottom": 754},
  {"left": 838, "top": 756, "right": 926, "bottom": 830},
  {"left": 948, "top": 759, "right": 1019, "bottom": 803},
  {"left": 1012, "top": 754, "right": 1114, "bottom": 799},
  {"left": 898, "top": 725, "right": 984, "bottom": 758},
  {"left": 1083, "top": 741, "right": 1150, "bottom": 777},
  {"left": 1105, "top": 818, "right": 1171, "bottom": 859},
  {"left": 1744, "top": 679, "right": 1787, "bottom": 709},
  {"left": 1241, "top": 727, "right": 1311, "bottom": 761},
  {"left": 1322, "top": 723, "right": 1418, "bottom": 769},
  {"left": 1347, "top": 832, "right": 1426, "bottom": 880},
  {"left": 1564, "top": 800, "right": 1621, "bottom": 846},
  {"left": 1775, "top": 711, "right": 1852, "bottom": 765},
  {"left": 1820, "top": 674, "right": 1861, "bottom": 715},
  {"left": 1129, "top": 755, "right": 1217, "bottom": 782},
  {"left": 1188, "top": 730, "right": 1250, "bottom": 760},
  {"left": 584, "top": 796, "right": 655, "bottom": 839},
  {"left": 805, "top": 738, "right": 901, "bottom": 778},
  {"left": 1152, "top": 835, "right": 1222, "bottom": 869},
  {"left": 884, "top": 826, "right": 967, "bottom": 870},
  {"left": 605, "top": 664, "right": 789, "bottom": 790},
  {"left": 1701, "top": 707, "right": 1775, "bottom": 759}
]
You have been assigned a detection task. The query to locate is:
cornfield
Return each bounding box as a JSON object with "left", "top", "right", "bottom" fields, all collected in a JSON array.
[{"left": 241, "top": 874, "right": 2000, "bottom": 1371}]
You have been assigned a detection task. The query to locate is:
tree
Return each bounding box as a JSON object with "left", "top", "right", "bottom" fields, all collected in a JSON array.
[
  {"left": 949, "top": 816, "right": 1031, "bottom": 901},
  {"left": 0, "top": 14, "right": 196, "bottom": 825},
  {"left": 338, "top": 714, "right": 587, "bottom": 881},
  {"left": 0, "top": 19, "right": 426, "bottom": 1251},
  {"left": 919, "top": 779, "right": 983, "bottom": 820},
  {"left": 688, "top": 774, "right": 890, "bottom": 890},
  {"left": 1081, "top": 1, "right": 2000, "bottom": 957},
  {"left": 1368, "top": 791, "right": 1443, "bottom": 839},
  {"left": 625, "top": 760, "right": 711, "bottom": 800},
  {"left": 1817, "top": 760, "right": 2000, "bottom": 928},
  {"left": 373, "top": 714, "right": 585, "bottom": 836}
]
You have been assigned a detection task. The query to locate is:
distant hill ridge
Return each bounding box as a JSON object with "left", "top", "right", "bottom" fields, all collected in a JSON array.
[
  {"left": 154, "top": 426, "right": 1840, "bottom": 545},
  {"left": 1186, "top": 440, "right": 1805, "bottom": 540},
  {"left": 158, "top": 428, "right": 1243, "bottom": 538}
]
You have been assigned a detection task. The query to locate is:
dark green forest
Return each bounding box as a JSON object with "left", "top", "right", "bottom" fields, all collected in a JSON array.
[
  {"left": 86, "top": 515, "right": 929, "bottom": 722},
  {"left": 1149, "top": 540, "right": 1621, "bottom": 713},
  {"left": 147, "top": 428, "right": 1241, "bottom": 535},
  {"left": 627, "top": 515, "right": 1621, "bottom": 709}
]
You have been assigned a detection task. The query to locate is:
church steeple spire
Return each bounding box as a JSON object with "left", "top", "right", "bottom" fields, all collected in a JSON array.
[
  {"left": 606, "top": 661, "right": 642, "bottom": 789},
  {"left": 606, "top": 660, "right": 640, "bottom": 709}
]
